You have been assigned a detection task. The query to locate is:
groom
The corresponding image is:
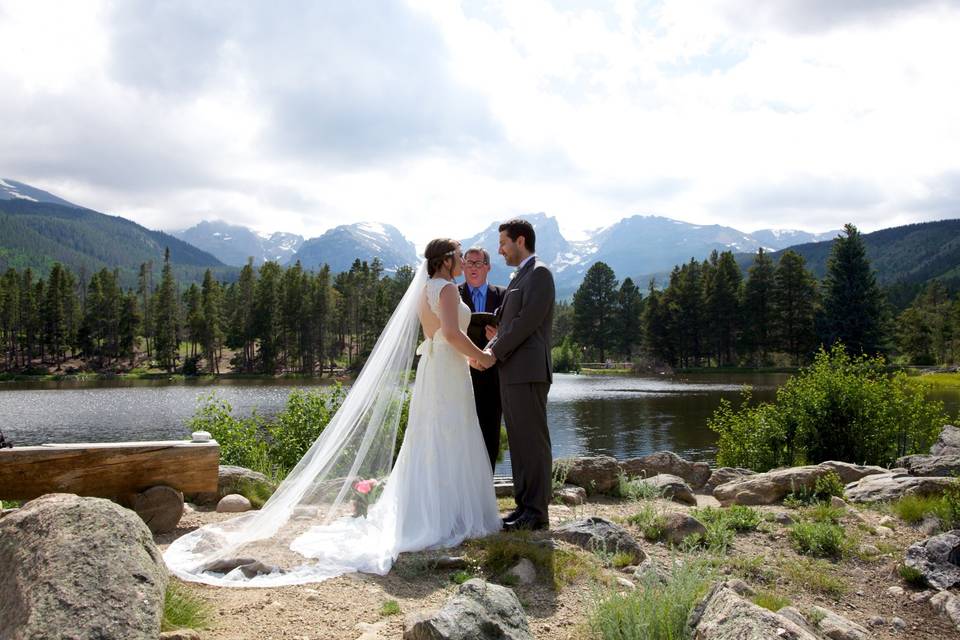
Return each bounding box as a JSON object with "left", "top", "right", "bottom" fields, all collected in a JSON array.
[{"left": 482, "top": 218, "right": 554, "bottom": 531}]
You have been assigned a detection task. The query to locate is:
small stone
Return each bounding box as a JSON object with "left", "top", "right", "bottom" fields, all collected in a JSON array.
[
  {"left": 921, "top": 515, "right": 942, "bottom": 536},
  {"left": 506, "top": 558, "right": 537, "bottom": 585},
  {"left": 887, "top": 586, "right": 904, "bottom": 596},
  {"left": 773, "top": 512, "right": 795, "bottom": 525},
  {"left": 434, "top": 556, "right": 469, "bottom": 570},
  {"left": 911, "top": 590, "right": 933, "bottom": 603},
  {"left": 830, "top": 496, "right": 847, "bottom": 509},
  {"left": 725, "top": 578, "right": 755, "bottom": 597},
  {"left": 182, "top": 503, "right": 196, "bottom": 514},
  {"left": 306, "top": 594, "right": 320, "bottom": 602},
  {"left": 554, "top": 484, "right": 587, "bottom": 506},
  {"left": 615, "top": 577, "right": 635, "bottom": 590},
  {"left": 878, "top": 515, "right": 896, "bottom": 527},
  {"left": 620, "top": 565, "right": 638, "bottom": 574},
  {"left": 159, "top": 631, "right": 201, "bottom": 640},
  {"left": 856, "top": 589, "right": 865, "bottom": 596},
  {"left": 874, "top": 525, "right": 893, "bottom": 537},
  {"left": 859, "top": 544, "right": 880, "bottom": 556},
  {"left": 867, "top": 616, "right": 885, "bottom": 626},
  {"left": 891, "top": 617, "right": 907, "bottom": 632},
  {"left": 216, "top": 494, "right": 252, "bottom": 513}
]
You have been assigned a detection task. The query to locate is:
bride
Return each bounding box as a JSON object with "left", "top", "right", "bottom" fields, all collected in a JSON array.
[{"left": 164, "top": 238, "right": 502, "bottom": 586}]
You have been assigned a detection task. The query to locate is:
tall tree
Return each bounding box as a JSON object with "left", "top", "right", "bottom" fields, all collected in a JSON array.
[
  {"left": 254, "top": 261, "right": 282, "bottom": 373},
  {"left": 616, "top": 277, "right": 644, "bottom": 358},
  {"left": 200, "top": 269, "right": 223, "bottom": 374},
  {"left": 572, "top": 261, "right": 619, "bottom": 361},
  {"left": 740, "top": 248, "right": 776, "bottom": 365},
  {"left": 774, "top": 250, "right": 819, "bottom": 365},
  {"left": 154, "top": 248, "right": 180, "bottom": 372},
  {"left": 642, "top": 279, "right": 675, "bottom": 365},
  {"left": 704, "top": 251, "right": 742, "bottom": 366},
  {"left": 819, "top": 224, "right": 886, "bottom": 354},
  {"left": 42, "top": 263, "right": 67, "bottom": 367}
]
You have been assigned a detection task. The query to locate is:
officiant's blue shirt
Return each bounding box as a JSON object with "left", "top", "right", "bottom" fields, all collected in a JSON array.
[{"left": 468, "top": 283, "right": 488, "bottom": 312}]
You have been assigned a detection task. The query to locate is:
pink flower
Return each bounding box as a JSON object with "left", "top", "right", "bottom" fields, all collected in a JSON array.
[{"left": 354, "top": 479, "right": 378, "bottom": 495}]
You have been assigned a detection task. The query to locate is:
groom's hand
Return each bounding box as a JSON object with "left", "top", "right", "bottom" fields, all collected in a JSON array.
[
  {"left": 469, "top": 357, "right": 486, "bottom": 371},
  {"left": 484, "top": 325, "right": 497, "bottom": 341}
]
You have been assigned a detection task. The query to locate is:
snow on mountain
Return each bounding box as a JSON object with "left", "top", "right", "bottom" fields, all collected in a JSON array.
[
  {"left": 292, "top": 222, "right": 417, "bottom": 273},
  {"left": 173, "top": 221, "right": 304, "bottom": 267},
  {"left": 0, "top": 178, "right": 81, "bottom": 208}
]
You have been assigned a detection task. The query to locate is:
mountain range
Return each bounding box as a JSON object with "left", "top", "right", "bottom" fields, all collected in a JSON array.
[{"left": 3, "top": 178, "right": 958, "bottom": 298}]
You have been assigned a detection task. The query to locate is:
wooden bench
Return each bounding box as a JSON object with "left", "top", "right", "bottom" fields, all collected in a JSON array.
[{"left": 0, "top": 440, "right": 219, "bottom": 534}]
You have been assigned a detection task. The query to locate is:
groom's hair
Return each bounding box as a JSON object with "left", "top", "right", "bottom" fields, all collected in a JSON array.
[{"left": 498, "top": 218, "right": 536, "bottom": 252}]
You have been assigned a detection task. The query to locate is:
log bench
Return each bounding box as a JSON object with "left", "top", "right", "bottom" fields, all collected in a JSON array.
[{"left": 0, "top": 439, "right": 219, "bottom": 534}]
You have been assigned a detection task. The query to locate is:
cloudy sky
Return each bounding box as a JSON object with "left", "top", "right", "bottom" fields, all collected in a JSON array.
[{"left": 2, "top": 0, "right": 959, "bottom": 247}]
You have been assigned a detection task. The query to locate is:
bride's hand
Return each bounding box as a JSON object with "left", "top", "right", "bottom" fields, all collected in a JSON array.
[{"left": 479, "top": 350, "right": 496, "bottom": 369}]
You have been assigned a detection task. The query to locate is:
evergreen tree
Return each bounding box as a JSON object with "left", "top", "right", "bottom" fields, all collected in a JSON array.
[
  {"left": 154, "top": 248, "right": 180, "bottom": 372},
  {"left": 42, "top": 263, "right": 67, "bottom": 366},
  {"left": 673, "top": 259, "right": 706, "bottom": 367},
  {"left": 774, "top": 250, "right": 819, "bottom": 365},
  {"left": 184, "top": 283, "right": 203, "bottom": 359},
  {"left": 572, "top": 261, "right": 619, "bottom": 361},
  {"left": 642, "top": 279, "right": 674, "bottom": 365},
  {"left": 820, "top": 224, "right": 886, "bottom": 354},
  {"left": 119, "top": 290, "right": 140, "bottom": 366},
  {"left": 616, "top": 277, "right": 643, "bottom": 358},
  {"left": 228, "top": 258, "right": 257, "bottom": 372},
  {"left": 313, "top": 265, "right": 333, "bottom": 374},
  {"left": 254, "top": 261, "right": 282, "bottom": 373},
  {"left": 740, "top": 248, "right": 776, "bottom": 365},
  {"left": 705, "top": 251, "right": 742, "bottom": 366},
  {"left": 200, "top": 269, "right": 223, "bottom": 374},
  {"left": 20, "top": 269, "right": 37, "bottom": 367},
  {"left": 0, "top": 269, "right": 19, "bottom": 367},
  {"left": 552, "top": 300, "right": 575, "bottom": 346},
  {"left": 137, "top": 262, "right": 153, "bottom": 357}
]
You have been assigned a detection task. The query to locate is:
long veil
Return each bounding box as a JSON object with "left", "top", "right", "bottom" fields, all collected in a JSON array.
[{"left": 164, "top": 263, "right": 428, "bottom": 586}]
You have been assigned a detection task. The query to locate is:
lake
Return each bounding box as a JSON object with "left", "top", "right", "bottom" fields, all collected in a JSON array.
[{"left": 2, "top": 373, "right": 957, "bottom": 475}]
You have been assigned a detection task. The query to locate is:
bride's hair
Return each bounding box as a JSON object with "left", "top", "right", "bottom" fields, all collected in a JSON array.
[{"left": 424, "top": 238, "right": 459, "bottom": 277}]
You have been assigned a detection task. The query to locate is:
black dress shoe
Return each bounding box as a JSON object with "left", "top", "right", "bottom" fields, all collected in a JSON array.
[
  {"left": 504, "top": 513, "right": 549, "bottom": 532},
  {"left": 501, "top": 508, "right": 525, "bottom": 528}
]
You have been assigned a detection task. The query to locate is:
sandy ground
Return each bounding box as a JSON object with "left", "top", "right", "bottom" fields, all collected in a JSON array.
[{"left": 155, "top": 495, "right": 959, "bottom": 640}]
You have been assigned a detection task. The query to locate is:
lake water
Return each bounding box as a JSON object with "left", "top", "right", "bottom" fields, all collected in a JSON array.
[{"left": 3, "top": 373, "right": 957, "bottom": 475}]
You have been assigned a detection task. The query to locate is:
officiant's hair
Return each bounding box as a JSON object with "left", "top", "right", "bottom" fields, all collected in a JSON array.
[
  {"left": 499, "top": 218, "right": 536, "bottom": 252},
  {"left": 425, "top": 238, "right": 460, "bottom": 277},
  {"left": 464, "top": 247, "right": 490, "bottom": 264}
]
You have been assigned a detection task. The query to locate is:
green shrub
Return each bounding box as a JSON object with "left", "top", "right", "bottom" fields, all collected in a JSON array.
[
  {"left": 380, "top": 600, "right": 401, "bottom": 616},
  {"left": 752, "top": 590, "right": 791, "bottom": 612},
  {"left": 814, "top": 472, "right": 846, "bottom": 500},
  {"left": 781, "top": 558, "right": 848, "bottom": 597},
  {"left": 588, "top": 560, "right": 714, "bottom": 640},
  {"left": 692, "top": 506, "right": 761, "bottom": 532},
  {"left": 162, "top": 582, "right": 210, "bottom": 632},
  {"left": 552, "top": 337, "right": 582, "bottom": 373},
  {"left": 789, "top": 521, "right": 848, "bottom": 558},
  {"left": 802, "top": 503, "right": 845, "bottom": 525},
  {"left": 709, "top": 345, "right": 947, "bottom": 471},
  {"left": 626, "top": 505, "right": 667, "bottom": 541},
  {"left": 891, "top": 479, "right": 960, "bottom": 530},
  {"left": 451, "top": 570, "right": 473, "bottom": 585},
  {"left": 897, "top": 564, "right": 926, "bottom": 587},
  {"left": 614, "top": 474, "right": 663, "bottom": 501}
]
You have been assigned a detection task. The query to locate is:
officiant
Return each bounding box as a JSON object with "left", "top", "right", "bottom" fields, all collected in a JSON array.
[{"left": 459, "top": 247, "right": 506, "bottom": 470}]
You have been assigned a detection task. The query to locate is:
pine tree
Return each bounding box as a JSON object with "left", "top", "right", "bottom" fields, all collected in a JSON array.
[
  {"left": 228, "top": 259, "right": 257, "bottom": 373},
  {"left": 254, "top": 261, "right": 282, "bottom": 373},
  {"left": 42, "top": 264, "right": 67, "bottom": 367},
  {"left": 705, "top": 251, "right": 742, "bottom": 366},
  {"left": 616, "top": 277, "right": 643, "bottom": 359},
  {"left": 820, "top": 224, "right": 886, "bottom": 354},
  {"left": 0, "top": 269, "right": 19, "bottom": 368},
  {"left": 119, "top": 290, "right": 141, "bottom": 366},
  {"left": 741, "top": 248, "right": 776, "bottom": 365},
  {"left": 200, "top": 269, "right": 223, "bottom": 374},
  {"left": 774, "top": 250, "right": 819, "bottom": 365},
  {"left": 154, "top": 248, "right": 180, "bottom": 372},
  {"left": 642, "top": 279, "right": 674, "bottom": 365},
  {"left": 572, "top": 261, "right": 619, "bottom": 361}
]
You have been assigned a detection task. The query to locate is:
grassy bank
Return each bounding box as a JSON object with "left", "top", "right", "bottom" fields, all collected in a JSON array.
[{"left": 908, "top": 371, "right": 960, "bottom": 389}]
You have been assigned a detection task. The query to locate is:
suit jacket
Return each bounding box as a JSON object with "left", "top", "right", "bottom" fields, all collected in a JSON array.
[
  {"left": 489, "top": 258, "right": 555, "bottom": 385},
  {"left": 458, "top": 281, "right": 506, "bottom": 348}
]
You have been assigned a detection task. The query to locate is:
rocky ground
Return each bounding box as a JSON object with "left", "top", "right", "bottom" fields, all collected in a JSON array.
[{"left": 156, "top": 489, "right": 958, "bottom": 640}]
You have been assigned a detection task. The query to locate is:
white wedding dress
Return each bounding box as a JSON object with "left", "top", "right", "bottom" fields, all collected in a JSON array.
[{"left": 165, "top": 272, "right": 501, "bottom": 586}]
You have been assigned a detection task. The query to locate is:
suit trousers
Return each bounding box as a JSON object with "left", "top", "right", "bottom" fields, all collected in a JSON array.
[
  {"left": 469, "top": 366, "right": 502, "bottom": 471},
  {"left": 500, "top": 381, "right": 552, "bottom": 521}
]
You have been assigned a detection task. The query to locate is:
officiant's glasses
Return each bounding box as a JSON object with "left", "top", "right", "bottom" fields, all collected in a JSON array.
[{"left": 464, "top": 260, "right": 487, "bottom": 268}]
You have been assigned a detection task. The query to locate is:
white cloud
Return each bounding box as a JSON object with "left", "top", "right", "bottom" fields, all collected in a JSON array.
[{"left": 0, "top": 0, "right": 958, "bottom": 249}]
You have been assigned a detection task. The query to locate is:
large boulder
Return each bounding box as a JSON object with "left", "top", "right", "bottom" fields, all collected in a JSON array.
[
  {"left": 687, "top": 582, "right": 819, "bottom": 639},
  {"left": 808, "top": 605, "right": 870, "bottom": 640},
  {"left": 403, "top": 579, "right": 531, "bottom": 640},
  {"left": 660, "top": 512, "right": 707, "bottom": 546},
  {"left": 619, "top": 451, "right": 711, "bottom": 489},
  {"left": 931, "top": 424, "right": 960, "bottom": 455},
  {"left": 552, "top": 517, "right": 646, "bottom": 564},
  {"left": 558, "top": 456, "right": 620, "bottom": 494},
  {"left": 187, "top": 465, "right": 275, "bottom": 506},
  {"left": 930, "top": 591, "right": 960, "bottom": 633},
  {"left": 904, "top": 529, "right": 960, "bottom": 590},
  {"left": 895, "top": 454, "right": 960, "bottom": 477},
  {"left": 844, "top": 473, "right": 956, "bottom": 503},
  {"left": 0, "top": 493, "right": 167, "bottom": 640},
  {"left": 638, "top": 474, "right": 696, "bottom": 505},
  {"left": 706, "top": 467, "right": 756, "bottom": 493},
  {"left": 713, "top": 461, "right": 885, "bottom": 506}
]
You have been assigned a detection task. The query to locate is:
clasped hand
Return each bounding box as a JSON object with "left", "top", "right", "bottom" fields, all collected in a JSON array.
[{"left": 469, "top": 349, "right": 496, "bottom": 371}]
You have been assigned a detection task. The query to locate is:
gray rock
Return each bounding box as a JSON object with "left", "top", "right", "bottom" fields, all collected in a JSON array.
[
  {"left": 554, "top": 484, "right": 586, "bottom": 506},
  {"left": 778, "top": 607, "right": 820, "bottom": 636},
  {"left": 660, "top": 512, "right": 708, "bottom": 546},
  {"left": 773, "top": 511, "right": 796, "bottom": 525},
  {"left": 0, "top": 493, "right": 167, "bottom": 640},
  {"left": 505, "top": 558, "right": 536, "bottom": 585},
  {"left": 187, "top": 464, "right": 276, "bottom": 506},
  {"left": 619, "top": 451, "right": 712, "bottom": 489},
  {"left": 687, "top": 582, "right": 819, "bottom": 639},
  {"left": 866, "top": 615, "right": 885, "bottom": 627},
  {"left": 217, "top": 493, "right": 252, "bottom": 513},
  {"left": 859, "top": 544, "right": 881, "bottom": 556},
  {"left": 558, "top": 456, "right": 620, "bottom": 494},
  {"left": 434, "top": 556, "right": 469, "bottom": 570},
  {"left": 402, "top": 579, "right": 532, "bottom": 640},
  {"left": 886, "top": 586, "right": 904, "bottom": 596},
  {"left": 911, "top": 590, "right": 934, "bottom": 603},
  {"left": 878, "top": 515, "right": 896, "bottom": 527},
  {"left": 931, "top": 591, "right": 960, "bottom": 632},
  {"left": 810, "top": 605, "right": 870, "bottom": 640},
  {"left": 615, "top": 577, "right": 635, "bottom": 590},
  {"left": 706, "top": 467, "right": 756, "bottom": 493},
  {"left": 639, "top": 474, "right": 697, "bottom": 505},
  {"left": 552, "top": 517, "right": 646, "bottom": 564},
  {"left": 890, "top": 617, "right": 907, "bottom": 632},
  {"left": 633, "top": 558, "right": 669, "bottom": 585},
  {"left": 921, "top": 515, "right": 943, "bottom": 536},
  {"left": 159, "top": 631, "right": 201, "bottom": 640},
  {"left": 904, "top": 529, "right": 960, "bottom": 590},
  {"left": 844, "top": 473, "right": 956, "bottom": 503},
  {"left": 895, "top": 453, "right": 960, "bottom": 477},
  {"left": 830, "top": 496, "right": 847, "bottom": 509},
  {"left": 931, "top": 424, "right": 960, "bottom": 455},
  {"left": 714, "top": 461, "right": 885, "bottom": 506}
]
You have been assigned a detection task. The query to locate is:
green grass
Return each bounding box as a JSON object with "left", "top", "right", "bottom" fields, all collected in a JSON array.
[
  {"left": 692, "top": 505, "right": 761, "bottom": 532},
  {"left": 891, "top": 491, "right": 960, "bottom": 531},
  {"left": 451, "top": 570, "right": 473, "bottom": 585},
  {"left": 611, "top": 552, "right": 636, "bottom": 569},
  {"left": 588, "top": 560, "right": 714, "bottom": 640},
  {"left": 789, "top": 521, "right": 849, "bottom": 558},
  {"left": 0, "top": 499, "right": 22, "bottom": 509},
  {"left": 701, "top": 554, "right": 776, "bottom": 584},
  {"left": 162, "top": 582, "right": 211, "bottom": 633},
  {"left": 625, "top": 504, "right": 667, "bottom": 541},
  {"left": 897, "top": 564, "right": 926, "bottom": 588},
  {"left": 380, "top": 600, "right": 401, "bottom": 616},
  {"left": 781, "top": 558, "right": 848, "bottom": 598},
  {"left": 802, "top": 503, "right": 845, "bottom": 525},
  {"left": 614, "top": 474, "right": 663, "bottom": 501},
  {"left": 909, "top": 372, "right": 960, "bottom": 389},
  {"left": 232, "top": 478, "right": 276, "bottom": 509},
  {"left": 752, "top": 590, "right": 791, "bottom": 612},
  {"left": 463, "top": 532, "right": 600, "bottom": 590}
]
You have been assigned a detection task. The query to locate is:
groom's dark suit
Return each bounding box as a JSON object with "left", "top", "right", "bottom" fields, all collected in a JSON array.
[
  {"left": 458, "top": 281, "right": 506, "bottom": 470},
  {"left": 488, "top": 257, "right": 554, "bottom": 522}
]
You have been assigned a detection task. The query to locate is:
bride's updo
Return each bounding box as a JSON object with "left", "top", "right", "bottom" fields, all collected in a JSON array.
[{"left": 424, "top": 238, "right": 459, "bottom": 277}]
